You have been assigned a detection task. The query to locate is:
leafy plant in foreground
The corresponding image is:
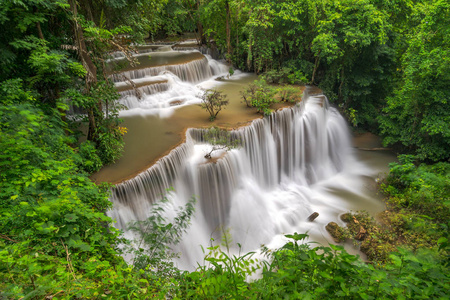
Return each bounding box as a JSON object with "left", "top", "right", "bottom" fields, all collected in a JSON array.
[
  {"left": 253, "top": 233, "right": 449, "bottom": 299},
  {"left": 178, "top": 240, "right": 258, "bottom": 299},
  {"left": 126, "top": 193, "right": 196, "bottom": 296}
]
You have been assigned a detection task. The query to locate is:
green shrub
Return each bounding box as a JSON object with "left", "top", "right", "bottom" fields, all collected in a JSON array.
[
  {"left": 241, "top": 79, "right": 277, "bottom": 115},
  {"left": 77, "top": 141, "right": 103, "bottom": 173}
]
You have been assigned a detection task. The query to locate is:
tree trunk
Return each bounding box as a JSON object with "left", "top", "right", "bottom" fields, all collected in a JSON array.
[
  {"left": 247, "top": 33, "right": 252, "bottom": 71},
  {"left": 34, "top": 7, "right": 45, "bottom": 40},
  {"left": 81, "top": 0, "right": 95, "bottom": 23},
  {"left": 69, "top": 0, "right": 97, "bottom": 88},
  {"left": 225, "top": 0, "right": 232, "bottom": 62},
  {"left": 69, "top": 0, "right": 99, "bottom": 141},
  {"left": 197, "top": 22, "right": 205, "bottom": 45},
  {"left": 36, "top": 22, "right": 44, "bottom": 40},
  {"left": 311, "top": 55, "right": 320, "bottom": 84},
  {"left": 87, "top": 108, "right": 97, "bottom": 141},
  {"left": 196, "top": 0, "right": 206, "bottom": 45},
  {"left": 338, "top": 68, "right": 345, "bottom": 103}
]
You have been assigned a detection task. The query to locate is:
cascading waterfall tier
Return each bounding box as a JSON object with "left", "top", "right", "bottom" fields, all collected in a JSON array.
[
  {"left": 109, "top": 92, "right": 356, "bottom": 269},
  {"left": 118, "top": 82, "right": 170, "bottom": 98},
  {"left": 110, "top": 57, "right": 214, "bottom": 83},
  {"left": 110, "top": 48, "right": 230, "bottom": 113}
]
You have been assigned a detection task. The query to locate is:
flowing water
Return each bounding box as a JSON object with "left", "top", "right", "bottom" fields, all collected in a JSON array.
[
  {"left": 92, "top": 48, "right": 261, "bottom": 183},
  {"left": 100, "top": 45, "right": 396, "bottom": 270}
]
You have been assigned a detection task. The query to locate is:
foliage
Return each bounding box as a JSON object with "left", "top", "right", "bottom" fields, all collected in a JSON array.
[
  {"left": 261, "top": 67, "right": 297, "bottom": 85},
  {"left": 174, "top": 233, "right": 449, "bottom": 299},
  {"left": 178, "top": 242, "right": 258, "bottom": 299},
  {"left": 276, "top": 85, "right": 302, "bottom": 103},
  {"left": 77, "top": 141, "right": 103, "bottom": 173},
  {"left": 1, "top": 0, "right": 449, "bottom": 297},
  {"left": 378, "top": 0, "right": 450, "bottom": 161},
  {"left": 203, "top": 126, "right": 241, "bottom": 159},
  {"left": 128, "top": 194, "right": 195, "bottom": 271},
  {"left": 200, "top": 88, "right": 229, "bottom": 121},
  {"left": 240, "top": 79, "right": 278, "bottom": 115},
  {"left": 330, "top": 158, "right": 449, "bottom": 264},
  {"left": 126, "top": 193, "right": 196, "bottom": 297},
  {"left": 0, "top": 93, "right": 132, "bottom": 298},
  {"left": 240, "top": 81, "right": 258, "bottom": 108},
  {"left": 252, "top": 233, "right": 449, "bottom": 299},
  {"left": 382, "top": 155, "right": 450, "bottom": 224}
]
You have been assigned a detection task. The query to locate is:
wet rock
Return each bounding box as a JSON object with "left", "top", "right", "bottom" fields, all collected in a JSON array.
[
  {"left": 308, "top": 212, "right": 319, "bottom": 222},
  {"left": 326, "top": 222, "right": 344, "bottom": 243}
]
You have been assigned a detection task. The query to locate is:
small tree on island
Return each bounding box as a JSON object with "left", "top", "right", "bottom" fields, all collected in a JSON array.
[
  {"left": 203, "top": 126, "right": 241, "bottom": 159},
  {"left": 200, "top": 89, "right": 229, "bottom": 121}
]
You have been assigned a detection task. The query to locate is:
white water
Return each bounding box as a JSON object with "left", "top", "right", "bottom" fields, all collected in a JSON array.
[
  {"left": 111, "top": 48, "right": 230, "bottom": 117},
  {"left": 109, "top": 90, "right": 384, "bottom": 270}
]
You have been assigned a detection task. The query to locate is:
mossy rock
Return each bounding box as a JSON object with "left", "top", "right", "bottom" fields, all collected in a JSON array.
[
  {"left": 340, "top": 213, "right": 353, "bottom": 223},
  {"left": 326, "top": 222, "right": 345, "bottom": 243}
]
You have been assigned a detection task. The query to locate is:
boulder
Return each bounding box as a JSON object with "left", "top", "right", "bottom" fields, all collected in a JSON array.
[
  {"left": 326, "top": 222, "right": 344, "bottom": 243},
  {"left": 307, "top": 212, "right": 319, "bottom": 222}
]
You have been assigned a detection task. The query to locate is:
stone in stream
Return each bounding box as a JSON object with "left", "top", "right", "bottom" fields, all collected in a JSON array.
[
  {"left": 326, "top": 222, "right": 345, "bottom": 243},
  {"left": 307, "top": 212, "right": 319, "bottom": 222}
]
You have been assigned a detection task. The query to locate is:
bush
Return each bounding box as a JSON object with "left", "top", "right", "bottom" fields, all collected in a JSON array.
[
  {"left": 200, "top": 89, "right": 229, "bottom": 121},
  {"left": 276, "top": 85, "right": 301, "bottom": 103},
  {"left": 240, "top": 79, "right": 277, "bottom": 115},
  {"left": 77, "top": 141, "right": 103, "bottom": 173}
]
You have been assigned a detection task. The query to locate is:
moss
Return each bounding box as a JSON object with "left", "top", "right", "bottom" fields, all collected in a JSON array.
[{"left": 326, "top": 222, "right": 345, "bottom": 243}]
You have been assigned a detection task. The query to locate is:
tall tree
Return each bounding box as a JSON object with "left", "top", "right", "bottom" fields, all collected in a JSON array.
[{"left": 379, "top": 0, "right": 450, "bottom": 161}]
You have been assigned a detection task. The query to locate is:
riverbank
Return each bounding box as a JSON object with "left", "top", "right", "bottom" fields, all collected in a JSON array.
[{"left": 327, "top": 156, "right": 449, "bottom": 263}]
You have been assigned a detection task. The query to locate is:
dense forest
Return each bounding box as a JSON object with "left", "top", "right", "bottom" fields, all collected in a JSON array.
[{"left": 0, "top": 0, "right": 448, "bottom": 298}]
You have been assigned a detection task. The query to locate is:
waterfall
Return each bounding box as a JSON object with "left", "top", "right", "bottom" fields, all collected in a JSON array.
[
  {"left": 110, "top": 57, "right": 214, "bottom": 83},
  {"left": 109, "top": 92, "right": 358, "bottom": 269},
  {"left": 110, "top": 50, "right": 230, "bottom": 114},
  {"left": 118, "top": 82, "right": 170, "bottom": 98}
]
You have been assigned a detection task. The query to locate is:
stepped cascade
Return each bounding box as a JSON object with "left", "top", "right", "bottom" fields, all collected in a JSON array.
[
  {"left": 104, "top": 44, "right": 389, "bottom": 270},
  {"left": 108, "top": 45, "right": 229, "bottom": 115},
  {"left": 108, "top": 90, "right": 383, "bottom": 270}
]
